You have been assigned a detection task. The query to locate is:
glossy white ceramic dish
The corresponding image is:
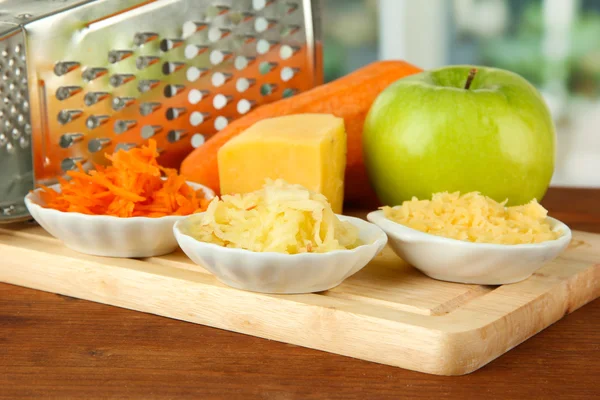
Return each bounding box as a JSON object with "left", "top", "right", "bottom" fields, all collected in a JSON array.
[
  {"left": 173, "top": 214, "right": 388, "bottom": 294},
  {"left": 367, "top": 210, "right": 572, "bottom": 285},
  {"left": 24, "top": 181, "right": 215, "bottom": 258}
]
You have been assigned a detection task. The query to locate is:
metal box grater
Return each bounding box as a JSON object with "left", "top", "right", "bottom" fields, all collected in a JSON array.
[{"left": 0, "top": 0, "right": 323, "bottom": 223}]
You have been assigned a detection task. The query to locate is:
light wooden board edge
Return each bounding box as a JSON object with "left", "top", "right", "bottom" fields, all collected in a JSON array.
[{"left": 1, "top": 229, "right": 599, "bottom": 376}]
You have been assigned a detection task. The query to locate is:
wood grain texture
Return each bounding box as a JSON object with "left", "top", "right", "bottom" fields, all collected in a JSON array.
[
  {"left": 0, "top": 187, "right": 599, "bottom": 399},
  {"left": 1, "top": 209, "right": 598, "bottom": 376}
]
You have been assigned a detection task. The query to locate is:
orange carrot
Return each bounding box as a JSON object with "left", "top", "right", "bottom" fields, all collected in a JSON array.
[
  {"left": 36, "top": 139, "right": 210, "bottom": 217},
  {"left": 180, "top": 60, "right": 423, "bottom": 208}
]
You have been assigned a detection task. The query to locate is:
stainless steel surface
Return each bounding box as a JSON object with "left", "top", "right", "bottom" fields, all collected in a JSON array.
[
  {"left": 0, "top": 23, "right": 32, "bottom": 222},
  {"left": 0, "top": 0, "right": 323, "bottom": 223}
]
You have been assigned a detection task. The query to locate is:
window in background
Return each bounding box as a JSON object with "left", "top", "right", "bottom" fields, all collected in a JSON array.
[
  {"left": 324, "top": 0, "right": 600, "bottom": 188},
  {"left": 322, "top": 0, "right": 379, "bottom": 82},
  {"left": 448, "top": 0, "right": 600, "bottom": 188}
]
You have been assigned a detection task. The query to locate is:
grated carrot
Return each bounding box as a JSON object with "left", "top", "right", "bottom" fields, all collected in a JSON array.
[{"left": 36, "top": 139, "right": 211, "bottom": 218}]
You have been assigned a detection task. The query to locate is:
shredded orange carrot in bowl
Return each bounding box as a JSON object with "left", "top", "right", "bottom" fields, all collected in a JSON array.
[{"left": 36, "top": 139, "right": 210, "bottom": 218}]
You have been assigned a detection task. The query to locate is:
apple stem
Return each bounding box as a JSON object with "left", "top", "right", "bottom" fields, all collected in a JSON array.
[{"left": 464, "top": 68, "right": 477, "bottom": 90}]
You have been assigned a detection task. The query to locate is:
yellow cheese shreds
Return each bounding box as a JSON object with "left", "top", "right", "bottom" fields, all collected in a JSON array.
[
  {"left": 382, "top": 192, "right": 562, "bottom": 245},
  {"left": 183, "top": 179, "right": 361, "bottom": 254}
]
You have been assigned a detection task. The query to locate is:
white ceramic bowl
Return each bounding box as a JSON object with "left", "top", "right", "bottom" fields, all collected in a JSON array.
[
  {"left": 367, "top": 210, "right": 572, "bottom": 285},
  {"left": 173, "top": 214, "right": 388, "bottom": 294},
  {"left": 24, "top": 181, "right": 215, "bottom": 258}
]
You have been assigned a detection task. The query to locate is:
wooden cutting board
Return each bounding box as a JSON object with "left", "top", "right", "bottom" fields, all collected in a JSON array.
[{"left": 1, "top": 220, "right": 599, "bottom": 376}]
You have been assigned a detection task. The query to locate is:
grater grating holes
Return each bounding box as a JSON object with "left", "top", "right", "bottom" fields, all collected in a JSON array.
[
  {"left": 116, "top": 143, "right": 138, "bottom": 152},
  {"left": 211, "top": 72, "right": 232, "bottom": 87},
  {"left": 207, "top": 4, "right": 230, "bottom": 16},
  {"left": 58, "top": 110, "right": 83, "bottom": 125},
  {"left": 260, "top": 83, "right": 278, "bottom": 96},
  {"left": 239, "top": 32, "right": 257, "bottom": 45},
  {"left": 59, "top": 133, "right": 84, "bottom": 148},
  {"left": 259, "top": 61, "right": 278, "bottom": 74},
  {"left": 88, "top": 138, "right": 111, "bottom": 153},
  {"left": 279, "top": 45, "right": 298, "bottom": 60},
  {"left": 209, "top": 50, "right": 232, "bottom": 65},
  {"left": 236, "top": 78, "right": 255, "bottom": 93},
  {"left": 84, "top": 92, "right": 110, "bottom": 107},
  {"left": 188, "top": 89, "right": 209, "bottom": 104},
  {"left": 185, "top": 44, "right": 209, "bottom": 60},
  {"left": 162, "top": 62, "right": 185, "bottom": 75},
  {"left": 134, "top": 32, "right": 159, "bottom": 47},
  {"left": 285, "top": 2, "right": 300, "bottom": 14},
  {"left": 20, "top": 0, "right": 315, "bottom": 196},
  {"left": 166, "top": 107, "right": 186, "bottom": 120},
  {"left": 114, "top": 120, "right": 137, "bottom": 134},
  {"left": 141, "top": 125, "right": 162, "bottom": 139},
  {"left": 190, "top": 111, "right": 210, "bottom": 126},
  {"left": 82, "top": 67, "right": 108, "bottom": 82},
  {"left": 108, "top": 50, "right": 133, "bottom": 64},
  {"left": 257, "top": 39, "right": 278, "bottom": 55},
  {"left": 282, "top": 88, "right": 298, "bottom": 98},
  {"left": 213, "top": 94, "right": 232, "bottom": 109},
  {"left": 280, "top": 67, "right": 298, "bottom": 82},
  {"left": 86, "top": 115, "right": 110, "bottom": 130},
  {"left": 56, "top": 86, "right": 82, "bottom": 101},
  {"left": 182, "top": 21, "right": 208, "bottom": 39},
  {"left": 252, "top": 0, "right": 274, "bottom": 11},
  {"left": 112, "top": 97, "right": 135, "bottom": 111},
  {"left": 254, "top": 17, "right": 277, "bottom": 33},
  {"left": 282, "top": 24, "right": 301, "bottom": 36},
  {"left": 191, "top": 133, "right": 205, "bottom": 148},
  {"left": 208, "top": 27, "right": 231, "bottom": 42},
  {"left": 138, "top": 80, "right": 161, "bottom": 93},
  {"left": 167, "top": 130, "right": 187, "bottom": 143},
  {"left": 164, "top": 84, "right": 185, "bottom": 98},
  {"left": 186, "top": 66, "right": 207, "bottom": 82},
  {"left": 18, "top": 136, "right": 29, "bottom": 149},
  {"left": 237, "top": 99, "right": 255, "bottom": 114},
  {"left": 136, "top": 56, "right": 160, "bottom": 70},
  {"left": 160, "top": 39, "right": 184, "bottom": 52},
  {"left": 110, "top": 74, "right": 135, "bottom": 88},
  {"left": 234, "top": 55, "right": 255, "bottom": 70},
  {"left": 140, "top": 102, "right": 161, "bottom": 116},
  {"left": 214, "top": 116, "right": 230, "bottom": 130},
  {"left": 54, "top": 61, "right": 80, "bottom": 76},
  {"left": 61, "top": 157, "right": 86, "bottom": 172}
]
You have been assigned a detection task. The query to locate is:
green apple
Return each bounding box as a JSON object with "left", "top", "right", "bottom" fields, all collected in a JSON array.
[{"left": 363, "top": 65, "right": 556, "bottom": 206}]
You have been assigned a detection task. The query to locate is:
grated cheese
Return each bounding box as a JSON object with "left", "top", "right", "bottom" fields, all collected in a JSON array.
[
  {"left": 183, "top": 179, "right": 361, "bottom": 254},
  {"left": 382, "top": 192, "right": 562, "bottom": 245}
]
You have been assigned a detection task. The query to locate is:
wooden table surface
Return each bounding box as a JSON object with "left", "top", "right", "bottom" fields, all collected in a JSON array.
[{"left": 1, "top": 187, "right": 599, "bottom": 400}]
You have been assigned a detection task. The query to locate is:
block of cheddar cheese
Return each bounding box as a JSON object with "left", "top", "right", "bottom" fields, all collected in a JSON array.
[{"left": 217, "top": 114, "right": 347, "bottom": 214}]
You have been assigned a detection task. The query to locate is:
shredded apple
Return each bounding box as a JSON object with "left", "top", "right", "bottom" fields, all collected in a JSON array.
[{"left": 36, "top": 139, "right": 210, "bottom": 217}]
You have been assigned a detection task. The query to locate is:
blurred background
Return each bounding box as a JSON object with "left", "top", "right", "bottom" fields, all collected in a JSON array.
[{"left": 322, "top": 0, "right": 600, "bottom": 188}]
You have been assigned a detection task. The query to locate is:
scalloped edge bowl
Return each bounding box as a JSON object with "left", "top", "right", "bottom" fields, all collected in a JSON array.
[
  {"left": 24, "top": 181, "right": 215, "bottom": 258},
  {"left": 367, "top": 210, "right": 572, "bottom": 285},
  {"left": 173, "top": 214, "right": 388, "bottom": 294}
]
